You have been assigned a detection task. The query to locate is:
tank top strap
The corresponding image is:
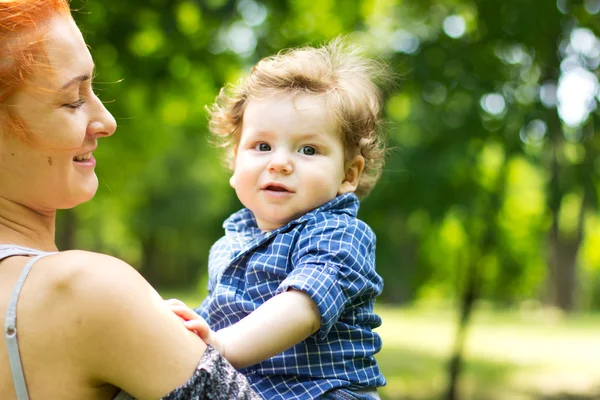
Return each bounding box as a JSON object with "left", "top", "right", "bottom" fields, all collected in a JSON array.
[{"left": 2, "top": 247, "right": 56, "bottom": 400}]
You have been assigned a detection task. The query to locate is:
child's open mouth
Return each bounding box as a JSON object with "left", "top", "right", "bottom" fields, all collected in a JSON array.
[
  {"left": 262, "top": 183, "right": 294, "bottom": 195},
  {"left": 265, "top": 185, "right": 289, "bottom": 192}
]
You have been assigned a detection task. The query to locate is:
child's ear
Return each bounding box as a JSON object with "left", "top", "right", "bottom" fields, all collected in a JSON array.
[
  {"left": 338, "top": 155, "right": 365, "bottom": 195},
  {"left": 229, "top": 174, "right": 236, "bottom": 189}
]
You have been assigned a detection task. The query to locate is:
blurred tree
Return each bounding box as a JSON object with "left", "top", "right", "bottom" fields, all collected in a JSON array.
[
  {"left": 62, "top": 0, "right": 600, "bottom": 309},
  {"left": 59, "top": 0, "right": 600, "bottom": 398}
]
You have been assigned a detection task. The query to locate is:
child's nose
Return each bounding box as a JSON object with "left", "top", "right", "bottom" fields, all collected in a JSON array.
[{"left": 268, "top": 151, "right": 293, "bottom": 174}]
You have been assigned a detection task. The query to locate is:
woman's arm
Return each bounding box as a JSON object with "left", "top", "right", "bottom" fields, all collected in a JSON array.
[{"left": 51, "top": 250, "right": 252, "bottom": 399}]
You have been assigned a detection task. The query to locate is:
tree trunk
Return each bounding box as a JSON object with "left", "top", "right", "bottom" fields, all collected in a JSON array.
[
  {"left": 446, "top": 260, "right": 480, "bottom": 400},
  {"left": 546, "top": 119, "right": 588, "bottom": 312},
  {"left": 56, "top": 209, "right": 77, "bottom": 251},
  {"left": 537, "top": 16, "right": 585, "bottom": 312},
  {"left": 547, "top": 208, "right": 583, "bottom": 311},
  {"left": 141, "top": 233, "right": 161, "bottom": 287}
]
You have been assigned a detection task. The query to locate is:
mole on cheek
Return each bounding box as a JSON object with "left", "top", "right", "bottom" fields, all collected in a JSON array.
[{"left": 48, "top": 156, "right": 52, "bottom": 166}]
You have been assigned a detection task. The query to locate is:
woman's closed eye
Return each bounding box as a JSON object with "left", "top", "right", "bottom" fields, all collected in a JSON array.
[
  {"left": 63, "top": 98, "right": 86, "bottom": 110},
  {"left": 298, "top": 145, "right": 317, "bottom": 155},
  {"left": 254, "top": 142, "right": 271, "bottom": 152}
]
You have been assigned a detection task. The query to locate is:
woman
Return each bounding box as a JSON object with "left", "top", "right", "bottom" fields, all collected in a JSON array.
[{"left": 0, "top": 1, "right": 259, "bottom": 399}]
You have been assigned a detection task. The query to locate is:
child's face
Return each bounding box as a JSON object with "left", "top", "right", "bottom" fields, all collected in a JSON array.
[{"left": 230, "top": 92, "right": 362, "bottom": 231}]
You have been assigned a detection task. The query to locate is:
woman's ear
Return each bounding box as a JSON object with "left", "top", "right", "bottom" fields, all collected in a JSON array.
[{"left": 338, "top": 155, "right": 365, "bottom": 195}]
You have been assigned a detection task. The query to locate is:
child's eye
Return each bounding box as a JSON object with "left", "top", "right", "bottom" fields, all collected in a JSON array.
[
  {"left": 254, "top": 143, "right": 271, "bottom": 151},
  {"left": 63, "top": 98, "right": 86, "bottom": 110},
  {"left": 299, "top": 146, "right": 317, "bottom": 155}
]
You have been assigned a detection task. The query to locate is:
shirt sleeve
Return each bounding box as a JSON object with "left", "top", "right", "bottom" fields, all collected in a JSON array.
[{"left": 276, "top": 216, "right": 382, "bottom": 339}]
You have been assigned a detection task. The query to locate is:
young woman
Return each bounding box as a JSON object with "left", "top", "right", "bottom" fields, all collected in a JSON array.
[{"left": 0, "top": 1, "right": 259, "bottom": 398}]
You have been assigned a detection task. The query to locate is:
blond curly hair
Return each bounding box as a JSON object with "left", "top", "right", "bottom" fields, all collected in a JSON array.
[{"left": 207, "top": 37, "right": 389, "bottom": 199}]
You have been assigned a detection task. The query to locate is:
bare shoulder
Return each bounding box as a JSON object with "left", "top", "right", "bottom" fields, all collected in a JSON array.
[
  {"left": 33, "top": 250, "right": 207, "bottom": 397},
  {"left": 11, "top": 251, "right": 148, "bottom": 400},
  {"left": 37, "top": 250, "right": 166, "bottom": 331},
  {"left": 41, "top": 250, "right": 153, "bottom": 301},
  {"left": 44, "top": 249, "right": 137, "bottom": 278}
]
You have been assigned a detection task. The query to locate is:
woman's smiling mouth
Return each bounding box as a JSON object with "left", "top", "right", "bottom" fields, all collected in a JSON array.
[
  {"left": 73, "top": 152, "right": 92, "bottom": 162},
  {"left": 72, "top": 150, "right": 96, "bottom": 167}
]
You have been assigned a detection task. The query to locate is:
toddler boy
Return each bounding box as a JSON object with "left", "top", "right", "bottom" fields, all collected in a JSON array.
[{"left": 170, "top": 38, "right": 389, "bottom": 400}]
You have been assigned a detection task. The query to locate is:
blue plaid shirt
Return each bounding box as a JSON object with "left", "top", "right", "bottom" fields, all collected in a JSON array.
[{"left": 196, "top": 193, "right": 385, "bottom": 400}]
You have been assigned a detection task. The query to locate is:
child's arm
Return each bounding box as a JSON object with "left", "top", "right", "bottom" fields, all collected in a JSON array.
[
  {"left": 167, "top": 290, "right": 320, "bottom": 369},
  {"left": 216, "top": 289, "right": 320, "bottom": 368}
]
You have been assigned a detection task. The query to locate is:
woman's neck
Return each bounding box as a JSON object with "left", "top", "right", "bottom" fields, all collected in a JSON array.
[{"left": 0, "top": 197, "right": 58, "bottom": 252}]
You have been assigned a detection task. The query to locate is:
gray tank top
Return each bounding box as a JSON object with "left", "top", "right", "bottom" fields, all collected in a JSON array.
[{"left": 0, "top": 244, "right": 134, "bottom": 400}]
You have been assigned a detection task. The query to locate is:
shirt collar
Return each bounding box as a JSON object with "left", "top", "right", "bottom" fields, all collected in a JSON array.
[{"left": 223, "top": 192, "right": 360, "bottom": 237}]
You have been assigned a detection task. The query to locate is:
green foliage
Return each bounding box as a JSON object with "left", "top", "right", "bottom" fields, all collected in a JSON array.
[{"left": 63, "top": 0, "right": 600, "bottom": 310}]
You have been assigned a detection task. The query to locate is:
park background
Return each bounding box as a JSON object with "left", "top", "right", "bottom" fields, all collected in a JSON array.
[{"left": 62, "top": 0, "right": 600, "bottom": 399}]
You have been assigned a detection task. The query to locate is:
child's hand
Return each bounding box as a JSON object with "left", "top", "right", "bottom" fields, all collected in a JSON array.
[
  {"left": 164, "top": 298, "right": 212, "bottom": 342},
  {"left": 165, "top": 298, "right": 227, "bottom": 356}
]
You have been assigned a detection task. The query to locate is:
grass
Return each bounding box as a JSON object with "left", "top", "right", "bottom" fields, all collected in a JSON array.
[
  {"left": 375, "top": 305, "right": 600, "bottom": 400},
  {"left": 162, "top": 291, "right": 600, "bottom": 400}
]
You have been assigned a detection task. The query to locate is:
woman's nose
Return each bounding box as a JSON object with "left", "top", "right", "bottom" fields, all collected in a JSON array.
[{"left": 86, "top": 95, "right": 117, "bottom": 138}]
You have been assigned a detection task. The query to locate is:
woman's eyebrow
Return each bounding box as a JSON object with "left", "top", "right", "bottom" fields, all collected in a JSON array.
[
  {"left": 61, "top": 65, "right": 95, "bottom": 90},
  {"left": 61, "top": 74, "right": 90, "bottom": 90}
]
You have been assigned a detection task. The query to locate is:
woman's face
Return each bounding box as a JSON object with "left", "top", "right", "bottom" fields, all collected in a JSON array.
[{"left": 0, "top": 16, "right": 116, "bottom": 212}]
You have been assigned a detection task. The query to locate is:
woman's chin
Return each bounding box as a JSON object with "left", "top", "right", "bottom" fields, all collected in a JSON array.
[{"left": 60, "top": 181, "right": 99, "bottom": 209}]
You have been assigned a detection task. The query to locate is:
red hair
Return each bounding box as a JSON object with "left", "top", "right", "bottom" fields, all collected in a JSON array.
[{"left": 0, "top": 0, "right": 71, "bottom": 139}]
